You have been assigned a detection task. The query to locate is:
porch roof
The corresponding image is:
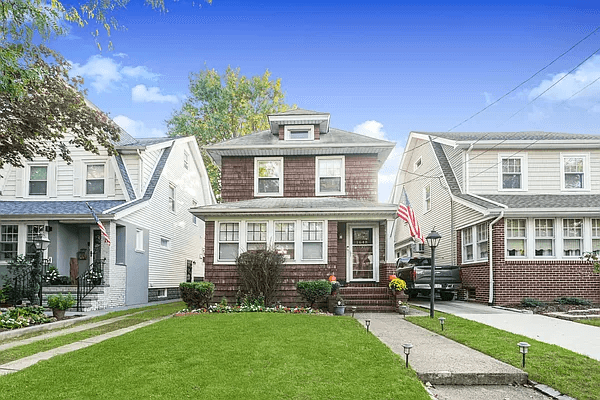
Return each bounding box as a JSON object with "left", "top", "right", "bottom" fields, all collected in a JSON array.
[
  {"left": 190, "top": 197, "right": 398, "bottom": 220},
  {"left": 0, "top": 200, "right": 125, "bottom": 218},
  {"left": 475, "top": 194, "right": 600, "bottom": 214}
]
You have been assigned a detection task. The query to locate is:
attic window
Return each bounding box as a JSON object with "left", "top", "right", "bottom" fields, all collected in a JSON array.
[{"left": 284, "top": 125, "right": 314, "bottom": 141}]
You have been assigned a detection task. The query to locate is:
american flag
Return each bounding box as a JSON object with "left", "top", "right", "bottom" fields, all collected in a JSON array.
[
  {"left": 397, "top": 189, "right": 424, "bottom": 244},
  {"left": 86, "top": 202, "right": 111, "bottom": 245}
]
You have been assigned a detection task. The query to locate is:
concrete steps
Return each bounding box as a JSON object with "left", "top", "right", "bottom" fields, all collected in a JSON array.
[{"left": 42, "top": 285, "right": 107, "bottom": 312}]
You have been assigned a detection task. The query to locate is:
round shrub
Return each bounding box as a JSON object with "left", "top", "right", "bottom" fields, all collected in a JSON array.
[
  {"left": 179, "top": 281, "right": 215, "bottom": 310},
  {"left": 296, "top": 280, "right": 332, "bottom": 308}
]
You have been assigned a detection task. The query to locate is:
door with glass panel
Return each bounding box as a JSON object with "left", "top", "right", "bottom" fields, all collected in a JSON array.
[{"left": 347, "top": 224, "right": 378, "bottom": 281}]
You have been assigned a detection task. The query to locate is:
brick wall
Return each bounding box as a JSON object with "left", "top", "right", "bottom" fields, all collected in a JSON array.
[{"left": 458, "top": 218, "right": 600, "bottom": 305}]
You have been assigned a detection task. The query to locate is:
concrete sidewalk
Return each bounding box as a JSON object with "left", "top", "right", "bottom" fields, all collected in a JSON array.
[
  {"left": 412, "top": 299, "right": 600, "bottom": 361},
  {"left": 354, "top": 311, "right": 527, "bottom": 386}
]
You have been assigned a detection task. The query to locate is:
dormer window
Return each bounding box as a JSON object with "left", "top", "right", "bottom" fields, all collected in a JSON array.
[{"left": 284, "top": 125, "right": 314, "bottom": 141}]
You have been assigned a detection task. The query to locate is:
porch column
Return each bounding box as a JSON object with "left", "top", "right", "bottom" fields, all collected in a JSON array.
[{"left": 385, "top": 218, "right": 395, "bottom": 263}]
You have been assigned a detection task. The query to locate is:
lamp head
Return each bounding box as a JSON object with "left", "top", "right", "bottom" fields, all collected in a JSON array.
[
  {"left": 426, "top": 229, "right": 442, "bottom": 248},
  {"left": 518, "top": 342, "right": 530, "bottom": 354},
  {"left": 402, "top": 343, "right": 413, "bottom": 355}
]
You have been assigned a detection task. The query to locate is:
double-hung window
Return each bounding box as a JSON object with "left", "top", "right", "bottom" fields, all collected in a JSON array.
[
  {"left": 563, "top": 219, "right": 583, "bottom": 256},
  {"left": 218, "top": 222, "right": 239, "bottom": 261},
  {"left": 534, "top": 219, "right": 554, "bottom": 257},
  {"left": 86, "top": 164, "right": 105, "bottom": 195},
  {"left": 500, "top": 157, "right": 523, "bottom": 190},
  {"left": 275, "top": 222, "right": 295, "bottom": 260},
  {"left": 592, "top": 219, "right": 600, "bottom": 254},
  {"left": 476, "top": 223, "right": 488, "bottom": 260},
  {"left": 462, "top": 227, "right": 474, "bottom": 262},
  {"left": 506, "top": 219, "right": 527, "bottom": 257},
  {"left": 302, "top": 221, "right": 323, "bottom": 260},
  {"left": 29, "top": 166, "right": 48, "bottom": 196},
  {"left": 169, "top": 184, "right": 176, "bottom": 212},
  {"left": 25, "top": 225, "right": 44, "bottom": 258},
  {"left": 184, "top": 151, "right": 189, "bottom": 170},
  {"left": 424, "top": 184, "right": 431, "bottom": 212},
  {"left": 316, "top": 156, "right": 344, "bottom": 195},
  {"left": 562, "top": 154, "right": 588, "bottom": 190},
  {"left": 246, "top": 222, "right": 267, "bottom": 251},
  {"left": 255, "top": 158, "right": 283, "bottom": 196},
  {"left": 0, "top": 225, "right": 19, "bottom": 261}
]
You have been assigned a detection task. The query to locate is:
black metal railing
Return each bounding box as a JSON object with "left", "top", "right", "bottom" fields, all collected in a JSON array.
[
  {"left": 76, "top": 259, "right": 105, "bottom": 312},
  {"left": 3, "top": 256, "right": 48, "bottom": 306}
]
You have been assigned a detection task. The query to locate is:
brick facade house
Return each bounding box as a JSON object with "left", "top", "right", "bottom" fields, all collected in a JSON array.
[
  {"left": 192, "top": 109, "right": 399, "bottom": 308},
  {"left": 392, "top": 131, "right": 600, "bottom": 305}
]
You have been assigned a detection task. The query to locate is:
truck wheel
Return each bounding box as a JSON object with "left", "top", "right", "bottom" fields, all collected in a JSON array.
[{"left": 440, "top": 292, "right": 454, "bottom": 301}]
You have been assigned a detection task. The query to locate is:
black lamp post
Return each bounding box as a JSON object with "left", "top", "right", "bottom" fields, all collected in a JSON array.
[
  {"left": 425, "top": 229, "right": 442, "bottom": 319},
  {"left": 33, "top": 234, "right": 51, "bottom": 306}
]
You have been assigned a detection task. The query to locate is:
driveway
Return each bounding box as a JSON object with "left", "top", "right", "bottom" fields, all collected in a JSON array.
[{"left": 411, "top": 299, "right": 600, "bottom": 361}]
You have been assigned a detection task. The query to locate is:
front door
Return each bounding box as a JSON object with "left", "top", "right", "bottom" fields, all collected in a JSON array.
[{"left": 347, "top": 224, "right": 379, "bottom": 282}]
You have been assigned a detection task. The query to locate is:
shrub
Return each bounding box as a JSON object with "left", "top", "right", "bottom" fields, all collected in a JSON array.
[
  {"left": 521, "top": 297, "right": 546, "bottom": 308},
  {"left": 554, "top": 297, "right": 591, "bottom": 306},
  {"left": 296, "top": 280, "right": 332, "bottom": 308},
  {"left": 0, "top": 305, "right": 52, "bottom": 329},
  {"left": 236, "top": 249, "right": 285, "bottom": 307},
  {"left": 47, "top": 293, "right": 75, "bottom": 310},
  {"left": 179, "top": 282, "right": 215, "bottom": 310}
]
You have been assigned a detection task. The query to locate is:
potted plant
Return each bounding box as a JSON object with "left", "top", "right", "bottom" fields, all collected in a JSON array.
[
  {"left": 47, "top": 293, "right": 75, "bottom": 320},
  {"left": 389, "top": 275, "right": 408, "bottom": 308},
  {"left": 333, "top": 294, "right": 346, "bottom": 315}
]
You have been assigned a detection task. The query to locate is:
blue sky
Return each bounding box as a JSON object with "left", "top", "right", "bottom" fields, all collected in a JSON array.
[{"left": 52, "top": 0, "right": 600, "bottom": 201}]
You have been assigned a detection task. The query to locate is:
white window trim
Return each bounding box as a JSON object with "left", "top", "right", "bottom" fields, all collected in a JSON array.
[
  {"left": 284, "top": 125, "right": 314, "bottom": 141},
  {"left": 0, "top": 221, "right": 48, "bottom": 263},
  {"left": 192, "top": 200, "right": 198, "bottom": 225},
  {"left": 534, "top": 218, "right": 555, "bottom": 258},
  {"left": 414, "top": 157, "right": 422, "bottom": 171},
  {"left": 498, "top": 153, "right": 528, "bottom": 192},
  {"left": 135, "top": 229, "right": 144, "bottom": 253},
  {"left": 26, "top": 163, "right": 49, "bottom": 198},
  {"left": 213, "top": 219, "right": 328, "bottom": 265},
  {"left": 423, "top": 184, "right": 431, "bottom": 213},
  {"left": 505, "top": 218, "right": 527, "bottom": 258},
  {"left": 315, "top": 156, "right": 345, "bottom": 196},
  {"left": 274, "top": 220, "right": 296, "bottom": 261},
  {"left": 462, "top": 227, "right": 474, "bottom": 263},
  {"left": 476, "top": 223, "right": 488, "bottom": 261},
  {"left": 246, "top": 221, "right": 268, "bottom": 251},
  {"left": 84, "top": 162, "right": 107, "bottom": 197},
  {"left": 183, "top": 151, "right": 189, "bottom": 170},
  {"left": 168, "top": 183, "right": 176, "bottom": 213},
  {"left": 157, "top": 288, "right": 168, "bottom": 298},
  {"left": 160, "top": 236, "right": 171, "bottom": 250},
  {"left": 254, "top": 157, "right": 284, "bottom": 197},
  {"left": 560, "top": 153, "right": 590, "bottom": 192},
  {"left": 562, "top": 218, "right": 583, "bottom": 258}
]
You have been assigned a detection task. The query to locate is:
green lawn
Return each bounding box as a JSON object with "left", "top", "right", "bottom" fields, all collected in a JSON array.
[
  {"left": 577, "top": 318, "right": 600, "bottom": 327},
  {"left": 408, "top": 312, "right": 600, "bottom": 400},
  {"left": 1, "top": 313, "right": 430, "bottom": 399}
]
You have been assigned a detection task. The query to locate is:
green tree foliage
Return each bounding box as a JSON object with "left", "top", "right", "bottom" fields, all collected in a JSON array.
[{"left": 167, "top": 66, "right": 291, "bottom": 199}]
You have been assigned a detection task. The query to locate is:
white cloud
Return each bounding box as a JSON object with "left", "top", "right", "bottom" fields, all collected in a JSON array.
[
  {"left": 122, "top": 66, "right": 159, "bottom": 80},
  {"left": 70, "top": 55, "right": 122, "bottom": 92},
  {"left": 483, "top": 91, "right": 492, "bottom": 105},
  {"left": 131, "top": 84, "right": 179, "bottom": 103},
  {"left": 528, "top": 55, "right": 600, "bottom": 103},
  {"left": 113, "top": 115, "right": 166, "bottom": 138},
  {"left": 69, "top": 55, "right": 160, "bottom": 92},
  {"left": 353, "top": 120, "right": 386, "bottom": 140},
  {"left": 113, "top": 53, "right": 128, "bottom": 58},
  {"left": 353, "top": 120, "right": 401, "bottom": 202}
]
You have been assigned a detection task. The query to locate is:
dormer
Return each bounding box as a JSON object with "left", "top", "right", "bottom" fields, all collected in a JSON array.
[{"left": 267, "top": 109, "right": 331, "bottom": 141}]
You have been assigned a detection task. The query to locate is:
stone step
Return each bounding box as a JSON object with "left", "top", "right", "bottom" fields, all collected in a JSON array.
[
  {"left": 351, "top": 305, "right": 396, "bottom": 313},
  {"left": 345, "top": 299, "right": 395, "bottom": 307}
]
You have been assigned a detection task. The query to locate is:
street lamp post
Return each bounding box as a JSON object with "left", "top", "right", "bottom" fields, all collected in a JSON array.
[
  {"left": 33, "top": 234, "right": 51, "bottom": 306},
  {"left": 425, "top": 229, "right": 442, "bottom": 319}
]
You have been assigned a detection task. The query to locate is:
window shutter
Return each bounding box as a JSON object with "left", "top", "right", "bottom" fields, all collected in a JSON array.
[
  {"left": 72, "top": 160, "right": 82, "bottom": 197},
  {"left": 15, "top": 168, "right": 23, "bottom": 198},
  {"left": 107, "top": 161, "right": 115, "bottom": 196},
  {"left": 48, "top": 162, "right": 57, "bottom": 197}
]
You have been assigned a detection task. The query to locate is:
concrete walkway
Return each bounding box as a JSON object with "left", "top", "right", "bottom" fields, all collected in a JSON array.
[
  {"left": 412, "top": 299, "right": 600, "bottom": 361},
  {"left": 0, "top": 315, "right": 171, "bottom": 375}
]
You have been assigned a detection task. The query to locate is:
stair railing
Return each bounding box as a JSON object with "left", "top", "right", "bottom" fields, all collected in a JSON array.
[{"left": 76, "top": 259, "right": 105, "bottom": 312}]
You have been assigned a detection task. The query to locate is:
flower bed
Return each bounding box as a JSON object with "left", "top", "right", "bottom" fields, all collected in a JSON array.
[
  {"left": 0, "top": 305, "right": 54, "bottom": 330},
  {"left": 176, "top": 304, "right": 323, "bottom": 315}
]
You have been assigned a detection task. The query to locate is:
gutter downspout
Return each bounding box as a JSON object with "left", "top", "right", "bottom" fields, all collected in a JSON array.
[{"left": 488, "top": 211, "right": 504, "bottom": 305}]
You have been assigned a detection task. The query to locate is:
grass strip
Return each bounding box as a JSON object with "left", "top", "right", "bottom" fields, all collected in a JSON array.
[
  {"left": 0, "top": 302, "right": 183, "bottom": 364},
  {"left": 0, "top": 313, "right": 431, "bottom": 400},
  {"left": 577, "top": 318, "right": 600, "bottom": 327},
  {"left": 407, "top": 311, "right": 600, "bottom": 400}
]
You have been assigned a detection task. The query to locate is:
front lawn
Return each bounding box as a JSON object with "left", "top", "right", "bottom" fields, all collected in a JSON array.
[
  {"left": 408, "top": 312, "right": 600, "bottom": 400},
  {"left": 1, "top": 313, "right": 430, "bottom": 399}
]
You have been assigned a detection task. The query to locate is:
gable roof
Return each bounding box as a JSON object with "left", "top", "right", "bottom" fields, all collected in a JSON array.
[{"left": 206, "top": 127, "right": 395, "bottom": 166}]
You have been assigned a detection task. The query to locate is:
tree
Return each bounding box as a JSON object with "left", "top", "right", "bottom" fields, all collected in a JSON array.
[
  {"left": 0, "top": 0, "right": 210, "bottom": 169},
  {"left": 167, "top": 66, "right": 291, "bottom": 199}
]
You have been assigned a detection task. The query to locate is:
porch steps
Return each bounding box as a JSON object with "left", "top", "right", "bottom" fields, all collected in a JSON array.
[
  {"left": 42, "top": 286, "right": 106, "bottom": 312},
  {"left": 339, "top": 287, "right": 395, "bottom": 313}
]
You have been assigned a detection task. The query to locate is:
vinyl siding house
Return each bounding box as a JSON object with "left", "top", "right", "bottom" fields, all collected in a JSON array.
[
  {"left": 0, "top": 130, "right": 215, "bottom": 310},
  {"left": 191, "top": 109, "right": 400, "bottom": 310},
  {"left": 391, "top": 131, "right": 600, "bottom": 305}
]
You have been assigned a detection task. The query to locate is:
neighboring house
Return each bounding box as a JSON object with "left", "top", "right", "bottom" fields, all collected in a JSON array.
[
  {"left": 391, "top": 131, "right": 600, "bottom": 306},
  {"left": 0, "top": 130, "right": 215, "bottom": 310},
  {"left": 191, "top": 109, "right": 398, "bottom": 309}
]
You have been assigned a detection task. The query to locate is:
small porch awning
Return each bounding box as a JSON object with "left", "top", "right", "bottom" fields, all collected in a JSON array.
[{"left": 190, "top": 197, "right": 398, "bottom": 220}]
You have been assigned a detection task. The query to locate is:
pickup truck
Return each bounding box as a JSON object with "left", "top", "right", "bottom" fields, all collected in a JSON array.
[{"left": 395, "top": 257, "right": 461, "bottom": 301}]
